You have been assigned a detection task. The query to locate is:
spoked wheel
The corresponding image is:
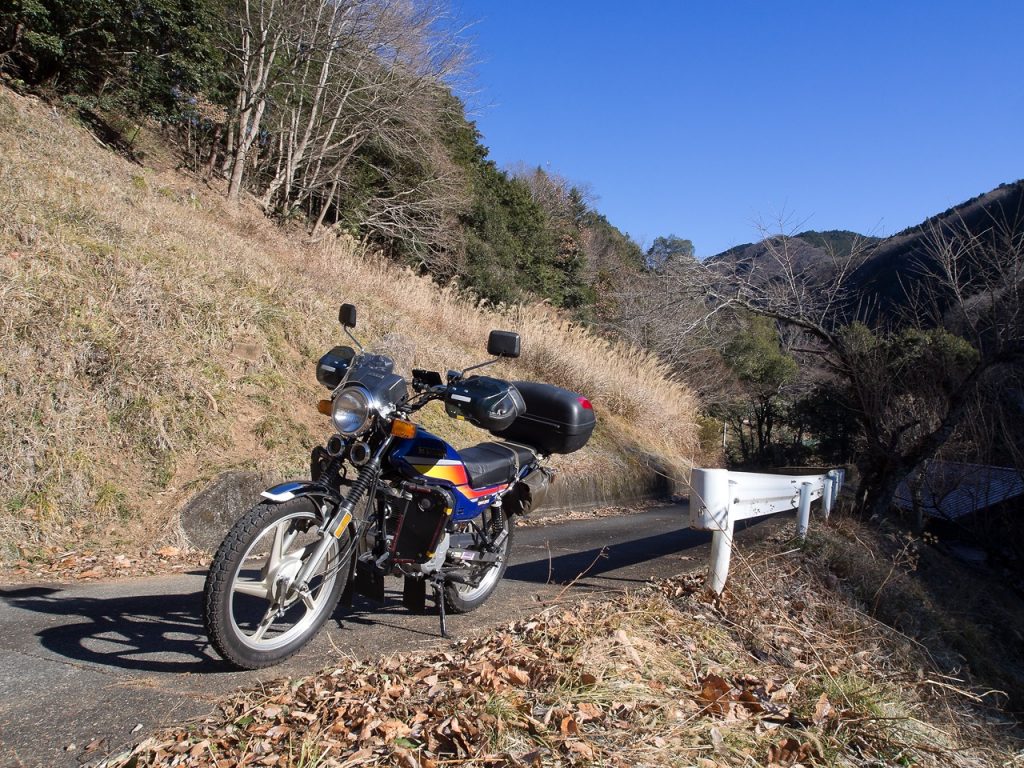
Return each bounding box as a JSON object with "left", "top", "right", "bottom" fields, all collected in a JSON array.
[
  {"left": 444, "top": 508, "right": 514, "bottom": 613},
  {"left": 203, "top": 498, "right": 351, "bottom": 669}
]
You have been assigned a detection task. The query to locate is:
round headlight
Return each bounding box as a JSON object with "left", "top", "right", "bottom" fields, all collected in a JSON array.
[{"left": 331, "top": 386, "right": 371, "bottom": 436}]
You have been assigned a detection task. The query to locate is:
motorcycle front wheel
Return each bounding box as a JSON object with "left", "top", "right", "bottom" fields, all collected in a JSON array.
[
  {"left": 203, "top": 498, "right": 351, "bottom": 669},
  {"left": 444, "top": 508, "right": 514, "bottom": 613}
]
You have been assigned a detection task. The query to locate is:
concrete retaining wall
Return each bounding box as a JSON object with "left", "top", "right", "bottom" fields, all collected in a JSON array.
[{"left": 180, "top": 462, "right": 677, "bottom": 550}]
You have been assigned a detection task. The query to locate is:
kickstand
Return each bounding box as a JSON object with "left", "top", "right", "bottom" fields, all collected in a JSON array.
[{"left": 431, "top": 578, "right": 448, "bottom": 638}]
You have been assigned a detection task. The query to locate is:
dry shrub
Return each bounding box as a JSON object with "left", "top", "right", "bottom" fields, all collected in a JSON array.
[{"left": 0, "top": 87, "right": 701, "bottom": 560}]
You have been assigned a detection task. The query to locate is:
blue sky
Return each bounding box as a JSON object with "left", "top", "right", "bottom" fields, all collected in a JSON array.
[{"left": 456, "top": 1, "right": 1024, "bottom": 257}]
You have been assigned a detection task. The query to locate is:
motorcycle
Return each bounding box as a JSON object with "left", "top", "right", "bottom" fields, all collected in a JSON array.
[{"left": 203, "top": 303, "right": 597, "bottom": 669}]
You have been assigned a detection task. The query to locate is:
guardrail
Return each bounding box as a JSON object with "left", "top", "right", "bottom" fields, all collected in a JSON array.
[{"left": 689, "top": 468, "right": 845, "bottom": 593}]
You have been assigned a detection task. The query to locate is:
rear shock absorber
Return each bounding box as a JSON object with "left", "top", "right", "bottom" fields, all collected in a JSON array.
[{"left": 488, "top": 501, "right": 507, "bottom": 547}]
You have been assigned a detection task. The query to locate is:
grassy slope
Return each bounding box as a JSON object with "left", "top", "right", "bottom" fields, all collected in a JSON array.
[
  {"left": 0, "top": 87, "right": 702, "bottom": 562},
  {"left": 99, "top": 524, "right": 1021, "bottom": 767}
]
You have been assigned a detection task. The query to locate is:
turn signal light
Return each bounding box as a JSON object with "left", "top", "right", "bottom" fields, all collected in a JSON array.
[
  {"left": 317, "top": 399, "right": 332, "bottom": 416},
  {"left": 390, "top": 419, "right": 417, "bottom": 439}
]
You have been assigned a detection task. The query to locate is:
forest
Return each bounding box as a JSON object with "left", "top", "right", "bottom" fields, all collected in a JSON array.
[{"left": 2, "top": 0, "right": 1022, "bottom": 539}]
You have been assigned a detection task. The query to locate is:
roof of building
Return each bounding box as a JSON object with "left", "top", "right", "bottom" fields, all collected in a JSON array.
[{"left": 894, "top": 461, "right": 1024, "bottom": 520}]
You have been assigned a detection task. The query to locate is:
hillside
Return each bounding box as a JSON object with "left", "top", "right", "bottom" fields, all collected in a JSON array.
[{"left": 0, "top": 87, "right": 703, "bottom": 564}]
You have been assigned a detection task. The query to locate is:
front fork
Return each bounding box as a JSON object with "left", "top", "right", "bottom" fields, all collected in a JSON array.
[{"left": 286, "top": 436, "right": 393, "bottom": 598}]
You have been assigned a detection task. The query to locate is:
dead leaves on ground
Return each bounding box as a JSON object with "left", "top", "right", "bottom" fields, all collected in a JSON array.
[
  {"left": 4, "top": 544, "right": 209, "bottom": 582},
  {"left": 97, "top": 556, "right": 1009, "bottom": 768},
  {"left": 102, "top": 609, "right": 635, "bottom": 768}
]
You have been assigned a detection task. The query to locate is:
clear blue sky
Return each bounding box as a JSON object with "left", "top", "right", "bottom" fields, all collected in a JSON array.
[{"left": 457, "top": 1, "right": 1024, "bottom": 257}]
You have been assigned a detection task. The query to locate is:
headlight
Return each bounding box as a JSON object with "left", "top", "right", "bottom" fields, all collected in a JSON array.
[{"left": 331, "top": 386, "right": 372, "bottom": 436}]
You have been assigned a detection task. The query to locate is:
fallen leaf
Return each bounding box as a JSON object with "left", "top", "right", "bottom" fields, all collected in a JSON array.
[
  {"left": 767, "top": 736, "right": 818, "bottom": 766},
  {"left": 613, "top": 629, "right": 643, "bottom": 666},
  {"left": 559, "top": 715, "right": 579, "bottom": 736},
  {"left": 699, "top": 674, "right": 733, "bottom": 715},
  {"left": 567, "top": 740, "right": 594, "bottom": 759},
  {"left": 738, "top": 690, "right": 765, "bottom": 714},
  {"left": 504, "top": 665, "right": 530, "bottom": 685},
  {"left": 812, "top": 693, "right": 832, "bottom": 725},
  {"left": 710, "top": 726, "right": 724, "bottom": 753},
  {"left": 266, "top": 724, "right": 290, "bottom": 740}
]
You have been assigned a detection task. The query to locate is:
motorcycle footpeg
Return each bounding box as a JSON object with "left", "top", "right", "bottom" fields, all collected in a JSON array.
[
  {"left": 353, "top": 555, "right": 386, "bottom": 603},
  {"left": 448, "top": 548, "right": 499, "bottom": 565}
]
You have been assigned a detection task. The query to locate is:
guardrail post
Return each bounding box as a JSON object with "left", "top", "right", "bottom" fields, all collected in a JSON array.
[
  {"left": 689, "top": 468, "right": 733, "bottom": 594},
  {"left": 797, "top": 482, "right": 812, "bottom": 539},
  {"left": 822, "top": 474, "right": 835, "bottom": 519},
  {"left": 708, "top": 517, "right": 735, "bottom": 594}
]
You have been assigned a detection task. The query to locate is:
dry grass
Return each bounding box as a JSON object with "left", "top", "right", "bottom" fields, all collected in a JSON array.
[
  {"left": 96, "top": 539, "right": 1022, "bottom": 768},
  {"left": 0, "top": 87, "right": 702, "bottom": 563},
  {"left": 806, "top": 511, "right": 1024, "bottom": 714}
]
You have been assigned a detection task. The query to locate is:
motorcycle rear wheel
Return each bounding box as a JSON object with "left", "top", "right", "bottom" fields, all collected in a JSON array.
[
  {"left": 444, "top": 509, "right": 513, "bottom": 613},
  {"left": 203, "top": 498, "right": 351, "bottom": 669}
]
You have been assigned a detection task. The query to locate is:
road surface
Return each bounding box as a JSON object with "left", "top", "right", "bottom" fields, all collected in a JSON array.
[{"left": 0, "top": 505, "right": 784, "bottom": 767}]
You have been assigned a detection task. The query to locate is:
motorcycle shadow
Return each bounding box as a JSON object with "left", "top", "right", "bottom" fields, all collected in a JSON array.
[
  {"left": 0, "top": 584, "right": 231, "bottom": 673},
  {"left": 0, "top": 583, "right": 407, "bottom": 675}
]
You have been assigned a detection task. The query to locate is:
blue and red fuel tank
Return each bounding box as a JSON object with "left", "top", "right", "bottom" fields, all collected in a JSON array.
[{"left": 388, "top": 429, "right": 511, "bottom": 521}]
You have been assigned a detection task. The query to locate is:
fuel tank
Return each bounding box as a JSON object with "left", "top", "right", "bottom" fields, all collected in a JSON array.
[{"left": 389, "top": 429, "right": 510, "bottom": 521}]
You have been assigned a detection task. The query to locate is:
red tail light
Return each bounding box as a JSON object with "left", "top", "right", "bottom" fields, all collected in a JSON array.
[{"left": 578, "top": 396, "right": 593, "bottom": 410}]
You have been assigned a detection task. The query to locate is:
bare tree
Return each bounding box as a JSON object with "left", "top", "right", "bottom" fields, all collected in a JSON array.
[
  {"left": 219, "top": 0, "right": 470, "bottom": 262},
  {"left": 222, "top": 0, "right": 302, "bottom": 202}
]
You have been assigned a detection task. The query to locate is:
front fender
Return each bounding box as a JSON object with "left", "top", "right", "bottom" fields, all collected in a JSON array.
[{"left": 261, "top": 480, "right": 342, "bottom": 507}]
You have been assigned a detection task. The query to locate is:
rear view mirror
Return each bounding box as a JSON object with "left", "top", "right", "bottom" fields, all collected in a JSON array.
[
  {"left": 339, "top": 303, "right": 357, "bottom": 328},
  {"left": 487, "top": 330, "right": 521, "bottom": 358}
]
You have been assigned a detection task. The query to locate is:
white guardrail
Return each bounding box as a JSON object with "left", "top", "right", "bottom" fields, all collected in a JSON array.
[{"left": 689, "top": 468, "right": 845, "bottom": 594}]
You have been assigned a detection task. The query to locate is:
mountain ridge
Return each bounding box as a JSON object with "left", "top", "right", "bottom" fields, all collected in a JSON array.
[{"left": 707, "top": 180, "right": 1024, "bottom": 322}]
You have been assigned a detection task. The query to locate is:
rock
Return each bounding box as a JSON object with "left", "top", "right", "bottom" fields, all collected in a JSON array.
[{"left": 179, "top": 470, "right": 272, "bottom": 550}]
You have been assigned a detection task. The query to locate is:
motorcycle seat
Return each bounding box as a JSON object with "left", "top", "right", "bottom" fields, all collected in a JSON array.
[{"left": 460, "top": 442, "right": 537, "bottom": 489}]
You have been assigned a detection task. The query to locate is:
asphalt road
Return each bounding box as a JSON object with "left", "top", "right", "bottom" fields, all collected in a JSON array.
[{"left": 0, "top": 505, "right": 784, "bottom": 767}]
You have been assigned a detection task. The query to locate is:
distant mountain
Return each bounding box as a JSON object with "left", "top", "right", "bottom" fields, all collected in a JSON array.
[
  {"left": 708, "top": 229, "right": 878, "bottom": 286},
  {"left": 849, "top": 180, "right": 1024, "bottom": 320},
  {"left": 708, "top": 181, "right": 1024, "bottom": 325}
]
